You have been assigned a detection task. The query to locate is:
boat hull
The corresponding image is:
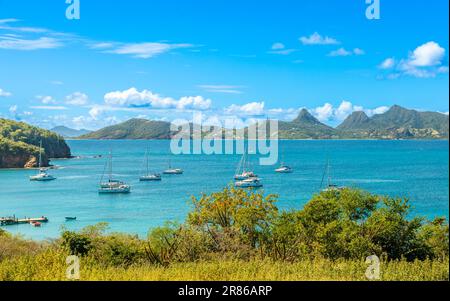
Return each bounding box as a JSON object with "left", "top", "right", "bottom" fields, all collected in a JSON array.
[{"left": 140, "top": 175, "right": 162, "bottom": 181}]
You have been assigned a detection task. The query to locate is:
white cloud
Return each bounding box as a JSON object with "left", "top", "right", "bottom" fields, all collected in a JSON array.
[
  {"left": 271, "top": 43, "right": 285, "bottom": 50},
  {"left": 30, "top": 106, "right": 68, "bottom": 110},
  {"left": 0, "top": 36, "right": 62, "bottom": 50},
  {"left": 353, "top": 48, "right": 365, "bottom": 55},
  {"left": 268, "top": 43, "right": 297, "bottom": 55},
  {"left": 328, "top": 48, "right": 352, "bottom": 57},
  {"left": 311, "top": 101, "right": 391, "bottom": 123},
  {"left": 328, "top": 48, "right": 365, "bottom": 57},
  {"left": 104, "top": 87, "right": 212, "bottom": 111},
  {"left": 312, "top": 103, "right": 334, "bottom": 122},
  {"left": 66, "top": 92, "right": 89, "bottom": 106},
  {"left": 299, "top": 32, "right": 340, "bottom": 45},
  {"left": 366, "top": 106, "right": 390, "bottom": 116},
  {"left": 0, "top": 88, "right": 12, "bottom": 97},
  {"left": 379, "top": 41, "right": 448, "bottom": 79},
  {"left": 102, "top": 42, "right": 194, "bottom": 59},
  {"left": 408, "top": 41, "right": 445, "bottom": 67},
  {"left": 198, "top": 85, "right": 244, "bottom": 94},
  {"left": 225, "top": 102, "right": 265, "bottom": 116},
  {"left": 36, "top": 95, "right": 56, "bottom": 104},
  {"left": 379, "top": 58, "right": 395, "bottom": 69}
]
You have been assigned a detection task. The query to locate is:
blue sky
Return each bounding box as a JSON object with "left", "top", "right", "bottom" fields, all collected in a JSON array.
[{"left": 0, "top": 0, "right": 448, "bottom": 130}]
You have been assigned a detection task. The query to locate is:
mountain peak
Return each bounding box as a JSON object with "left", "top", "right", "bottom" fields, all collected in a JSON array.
[
  {"left": 337, "top": 111, "right": 370, "bottom": 130},
  {"left": 293, "top": 109, "right": 321, "bottom": 124}
]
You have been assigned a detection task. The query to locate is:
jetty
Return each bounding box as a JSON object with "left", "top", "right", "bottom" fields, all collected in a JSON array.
[{"left": 0, "top": 216, "right": 48, "bottom": 226}]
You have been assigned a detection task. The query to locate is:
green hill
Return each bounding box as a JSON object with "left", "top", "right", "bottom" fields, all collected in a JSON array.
[
  {"left": 79, "top": 118, "right": 174, "bottom": 139},
  {"left": 278, "top": 109, "right": 338, "bottom": 139},
  {"left": 338, "top": 105, "right": 449, "bottom": 139},
  {"left": 0, "top": 118, "right": 71, "bottom": 168},
  {"left": 51, "top": 126, "right": 91, "bottom": 138}
]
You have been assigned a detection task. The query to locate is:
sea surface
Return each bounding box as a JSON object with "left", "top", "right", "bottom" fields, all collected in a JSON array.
[{"left": 0, "top": 140, "right": 448, "bottom": 241}]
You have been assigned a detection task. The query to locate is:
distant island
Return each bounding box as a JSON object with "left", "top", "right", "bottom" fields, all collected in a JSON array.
[
  {"left": 50, "top": 126, "right": 91, "bottom": 138},
  {"left": 0, "top": 119, "right": 72, "bottom": 169},
  {"left": 79, "top": 105, "right": 449, "bottom": 140}
]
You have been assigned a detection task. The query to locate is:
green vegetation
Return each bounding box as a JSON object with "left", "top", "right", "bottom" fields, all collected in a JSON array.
[
  {"left": 79, "top": 118, "right": 174, "bottom": 139},
  {"left": 0, "top": 118, "right": 71, "bottom": 168},
  {"left": 77, "top": 105, "right": 449, "bottom": 140},
  {"left": 0, "top": 187, "right": 448, "bottom": 281}
]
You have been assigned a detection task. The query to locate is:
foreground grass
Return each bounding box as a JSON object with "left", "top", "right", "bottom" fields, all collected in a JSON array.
[{"left": 0, "top": 250, "right": 448, "bottom": 281}]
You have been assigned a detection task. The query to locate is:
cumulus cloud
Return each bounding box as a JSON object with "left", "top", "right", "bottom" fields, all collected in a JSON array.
[
  {"left": 379, "top": 58, "right": 395, "bottom": 69},
  {"left": 66, "top": 92, "right": 89, "bottom": 106},
  {"left": 0, "top": 88, "right": 12, "bottom": 97},
  {"left": 311, "top": 101, "right": 390, "bottom": 123},
  {"left": 299, "top": 32, "right": 340, "bottom": 45},
  {"left": 379, "top": 41, "right": 448, "bottom": 79},
  {"left": 104, "top": 87, "right": 212, "bottom": 111},
  {"left": 408, "top": 41, "right": 445, "bottom": 67},
  {"left": 36, "top": 95, "right": 56, "bottom": 104},
  {"left": 225, "top": 102, "right": 265, "bottom": 117}
]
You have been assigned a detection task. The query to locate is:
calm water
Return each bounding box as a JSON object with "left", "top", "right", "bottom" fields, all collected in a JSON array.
[{"left": 0, "top": 140, "right": 448, "bottom": 240}]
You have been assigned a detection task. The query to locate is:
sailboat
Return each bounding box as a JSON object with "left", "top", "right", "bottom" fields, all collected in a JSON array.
[
  {"left": 234, "top": 149, "right": 258, "bottom": 180},
  {"left": 163, "top": 160, "right": 183, "bottom": 175},
  {"left": 29, "top": 141, "right": 56, "bottom": 182},
  {"left": 321, "top": 158, "right": 345, "bottom": 192},
  {"left": 98, "top": 151, "right": 131, "bottom": 194},
  {"left": 140, "top": 149, "right": 161, "bottom": 181}
]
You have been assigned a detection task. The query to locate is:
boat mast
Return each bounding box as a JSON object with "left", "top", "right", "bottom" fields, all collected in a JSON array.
[
  {"left": 146, "top": 148, "right": 149, "bottom": 175},
  {"left": 38, "top": 140, "right": 42, "bottom": 169},
  {"left": 109, "top": 150, "right": 113, "bottom": 182},
  {"left": 327, "top": 158, "right": 332, "bottom": 187}
]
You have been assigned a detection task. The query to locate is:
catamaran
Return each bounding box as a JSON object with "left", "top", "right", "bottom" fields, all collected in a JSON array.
[
  {"left": 29, "top": 141, "right": 56, "bottom": 182},
  {"left": 235, "top": 177, "right": 263, "bottom": 188},
  {"left": 98, "top": 152, "right": 131, "bottom": 194},
  {"left": 163, "top": 160, "right": 183, "bottom": 175},
  {"left": 140, "top": 149, "right": 162, "bottom": 181}
]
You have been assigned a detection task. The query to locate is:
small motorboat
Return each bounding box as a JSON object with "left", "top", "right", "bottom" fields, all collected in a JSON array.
[
  {"left": 140, "top": 174, "right": 162, "bottom": 181},
  {"left": 65, "top": 217, "right": 77, "bottom": 221},
  {"left": 275, "top": 165, "right": 293, "bottom": 173},
  {"left": 30, "top": 221, "right": 42, "bottom": 227},
  {"left": 163, "top": 168, "right": 183, "bottom": 175},
  {"left": 235, "top": 177, "right": 263, "bottom": 188}
]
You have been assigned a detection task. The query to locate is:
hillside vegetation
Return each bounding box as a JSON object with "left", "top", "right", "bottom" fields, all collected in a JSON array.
[
  {"left": 0, "top": 118, "right": 71, "bottom": 168},
  {"left": 0, "top": 187, "right": 447, "bottom": 281}
]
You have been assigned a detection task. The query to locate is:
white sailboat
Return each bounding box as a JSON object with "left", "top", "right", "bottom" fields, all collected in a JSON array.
[
  {"left": 235, "top": 177, "right": 263, "bottom": 188},
  {"left": 321, "top": 158, "right": 345, "bottom": 192},
  {"left": 29, "top": 141, "right": 56, "bottom": 182},
  {"left": 163, "top": 160, "right": 183, "bottom": 175},
  {"left": 234, "top": 149, "right": 258, "bottom": 180},
  {"left": 140, "top": 149, "right": 161, "bottom": 181},
  {"left": 99, "top": 152, "right": 131, "bottom": 194}
]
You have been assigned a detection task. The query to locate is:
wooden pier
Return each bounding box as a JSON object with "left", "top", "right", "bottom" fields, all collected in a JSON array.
[{"left": 0, "top": 216, "right": 48, "bottom": 226}]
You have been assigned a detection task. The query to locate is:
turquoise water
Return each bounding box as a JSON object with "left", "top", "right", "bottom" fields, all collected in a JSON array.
[{"left": 0, "top": 140, "right": 448, "bottom": 240}]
